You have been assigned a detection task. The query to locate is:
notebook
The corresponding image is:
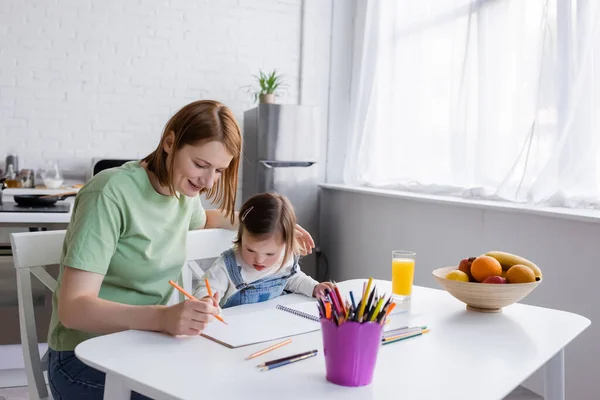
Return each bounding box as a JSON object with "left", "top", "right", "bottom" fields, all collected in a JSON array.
[{"left": 200, "top": 301, "right": 321, "bottom": 348}]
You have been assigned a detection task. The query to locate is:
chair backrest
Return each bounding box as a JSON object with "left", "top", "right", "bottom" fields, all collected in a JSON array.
[
  {"left": 10, "top": 228, "right": 236, "bottom": 400},
  {"left": 11, "top": 230, "right": 62, "bottom": 400},
  {"left": 173, "top": 228, "right": 237, "bottom": 303}
]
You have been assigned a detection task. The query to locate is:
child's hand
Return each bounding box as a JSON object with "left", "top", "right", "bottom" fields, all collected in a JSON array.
[
  {"left": 295, "top": 224, "right": 315, "bottom": 255},
  {"left": 313, "top": 282, "right": 335, "bottom": 297},
  {"left": 201, "top": 292, "right": 220, "bottom": 308}
]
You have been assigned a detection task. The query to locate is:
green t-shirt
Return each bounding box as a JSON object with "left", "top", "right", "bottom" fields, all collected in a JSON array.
[{"left": 48, "top": 161, "right": 207, "bottom": 351}]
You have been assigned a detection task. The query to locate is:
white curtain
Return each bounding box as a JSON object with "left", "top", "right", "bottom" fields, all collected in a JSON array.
[{"left": 344, "top": 0, "right": 600, "bottom": 209}]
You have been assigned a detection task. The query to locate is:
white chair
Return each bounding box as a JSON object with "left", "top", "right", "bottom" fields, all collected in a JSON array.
[
  {"left": 170, "top": 228, "right": 237, "bottom": 304},
  {"left": 10, "top": 228, "right": 236, "bottom": 400}
]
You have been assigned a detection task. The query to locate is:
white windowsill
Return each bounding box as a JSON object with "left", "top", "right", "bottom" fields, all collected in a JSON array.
[{"left": 320, "top": 183, "right": 600, "bottom": 224}]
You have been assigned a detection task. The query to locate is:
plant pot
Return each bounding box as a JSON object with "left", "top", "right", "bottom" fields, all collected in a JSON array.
[{"left": 260, "top": 94, "right": 275, "bottom": 104}]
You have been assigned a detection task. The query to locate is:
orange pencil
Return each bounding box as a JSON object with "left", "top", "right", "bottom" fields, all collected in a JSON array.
[
  {"left": 168, "top": 280, "right": 227, "bottom": 325},
  {"left": 333, "top": 284, "right": 346, "bottom": 316},
  {"left": 245, "top": 338, "right": 292, "bottom": 360},
  {"left": 379, "top": 302, "right": 397, "bottom": 325},
  {"left": 384, "top": 302, "right": 397, "bottom": 317},
  {"left": 205, "top": 278, "right": 215, "bottom": 297}
]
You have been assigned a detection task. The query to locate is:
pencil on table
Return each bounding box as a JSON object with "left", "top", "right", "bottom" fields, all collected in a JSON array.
[
  {"left": 246, "top": 338, "right": 292, "bottom": 360},
  {"left": 381, "top": 325, "right": 409, "bottom": 338},
  {"left": 382, "top": 327, "right": 426, "bottom": 342},
  {"left": 168, "top": 280, "right": 227, "bottom": 325},
  {"left": 382, "top": 329, "right": 430, "bottom": 345},
  {"left": 256, "top": 349, "right": 316, "bottom": 367},
  {"left": 260, "top": 350, "right": 318, "bottom": 371}
]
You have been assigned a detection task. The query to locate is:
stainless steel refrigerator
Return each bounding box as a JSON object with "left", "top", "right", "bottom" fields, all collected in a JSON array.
[{"left": 242, "top": 104, "right": 321, "bottom": 278}]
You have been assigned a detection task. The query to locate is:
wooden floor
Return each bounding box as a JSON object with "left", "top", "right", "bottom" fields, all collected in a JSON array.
[{"left": 0, "top": 384, "right": 543, "bottom": 400}]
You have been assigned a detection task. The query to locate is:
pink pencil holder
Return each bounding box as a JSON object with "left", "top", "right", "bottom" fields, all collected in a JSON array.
[{"left": 320, "top": 318, "right": 384, "bottom": 387}]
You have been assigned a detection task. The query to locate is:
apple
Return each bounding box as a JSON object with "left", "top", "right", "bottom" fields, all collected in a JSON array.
[
  {"left": 482, "top": 276, "right": 507, "bottom": 284},
  {"left": 458, "top": 257, "right": 476, "bottom": 281}
]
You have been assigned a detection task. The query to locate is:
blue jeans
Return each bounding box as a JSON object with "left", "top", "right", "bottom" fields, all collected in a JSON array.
[
  {"left": 48, "top": 348, "right": 152, "bottom": 400},
  {"left": 221, "top": 248, "right": 297, "bottom": 308}
]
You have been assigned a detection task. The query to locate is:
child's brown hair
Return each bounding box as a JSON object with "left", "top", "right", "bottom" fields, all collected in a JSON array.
[{"left": 234, "top": 192, "right": 298, "bottom": 268}]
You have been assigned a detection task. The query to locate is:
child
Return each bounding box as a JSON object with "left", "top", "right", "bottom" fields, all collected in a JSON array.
[{"left": 194, "top": 192, "right": 333, "bottom": 308}]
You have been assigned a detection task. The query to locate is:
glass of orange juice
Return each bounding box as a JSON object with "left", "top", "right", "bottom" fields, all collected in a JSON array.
[{"left": 392, "top": 250, "right": 416, "bottom": 301}]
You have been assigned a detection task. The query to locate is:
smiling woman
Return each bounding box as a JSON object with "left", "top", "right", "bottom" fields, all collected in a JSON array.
[
  {"left": 143, "top": 100, "right": 240, "bottom": 225},
  {"left": 42, "top": 100, "right": 315, "bottom": 400}
]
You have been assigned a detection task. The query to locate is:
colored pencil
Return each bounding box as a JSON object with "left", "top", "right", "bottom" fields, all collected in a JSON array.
[
  {"left": 246, "top": 338, "right": 292, "bottom": 360},
  {"left": 357, "top": 278, "right": 373, "bottom": 322},
  {"left": 381, "top": 329, "right": 430, "bottom": 345},
  {"left": 256, "top": 349, "right": 316, "bottom": 367},
  {"left": 382, "top": 302, "right": 397, "bottom": 320},
  {"left": 317, "top": 278, "right": 420, "bottom": 329},
  {"left": 260, "top": 350, "right": 318, "bottom": 371},
  {"left": 377, "top": 297, "right": 394, "bottom": 323},
  {"left": 168, "top": 280, "right": 227, "bottom": 325},
  {"left": 382, "top": 327, "right": 425, "bottom": 341},
  {"left": 349, "top": 291, "right": 357, "bottom": 311},
  {"left": 205, "top": 278, "right": 214, "bottom": 297},
  {"left": 382, "top": 325, "right": 409, "bottom": 337},
  {"left": 333, "top": 283, "right": 346, "bottom": 316},
  {"left": 369, "top": 297, "right": 386, "bottom": 322}
]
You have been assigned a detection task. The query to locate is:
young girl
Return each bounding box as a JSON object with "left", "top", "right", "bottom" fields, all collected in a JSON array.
[{"left": 194, "top": 192, "right": 332, "bottom": 308}]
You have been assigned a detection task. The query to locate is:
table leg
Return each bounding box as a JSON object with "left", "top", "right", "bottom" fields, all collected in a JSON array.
[
  {"left": 104, "top": 373, "right": 131, "bottom": 400},
  {"left": 544, "top": 348, "right": 565, "bottom": 400}
]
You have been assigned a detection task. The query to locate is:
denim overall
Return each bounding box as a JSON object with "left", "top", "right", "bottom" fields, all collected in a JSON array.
[{"left": 222, "top": 248, "right": 298, "bottom": 308}]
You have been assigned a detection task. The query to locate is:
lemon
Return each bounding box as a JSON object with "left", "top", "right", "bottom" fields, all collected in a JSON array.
[{"left": 445, "top": 270, "right": 470, "bottom": 282}]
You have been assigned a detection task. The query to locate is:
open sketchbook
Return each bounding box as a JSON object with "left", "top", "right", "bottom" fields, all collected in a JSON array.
[
  {"left": 200, "top": 300, "right": 408, "bottom": 349},
  {"left": 200, "top": 302, "right": 321, "bottom": 348}
]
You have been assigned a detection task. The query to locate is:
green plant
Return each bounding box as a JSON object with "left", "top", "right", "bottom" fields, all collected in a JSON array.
[{"left": 248, "top": 69, "right": 287, "bottom": 103}]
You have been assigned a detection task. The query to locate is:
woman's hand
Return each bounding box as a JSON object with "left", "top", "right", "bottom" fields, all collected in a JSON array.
[
  {"left": 160, "top": 295, "right": 219, "bottom": 336},
  {"left": 295, "top": 224, "right": 315, "bottom": 255}
]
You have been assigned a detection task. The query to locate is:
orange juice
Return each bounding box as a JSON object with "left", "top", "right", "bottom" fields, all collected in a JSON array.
[{"left": 392, "top": 258, "right": 415, "bottom": 296}]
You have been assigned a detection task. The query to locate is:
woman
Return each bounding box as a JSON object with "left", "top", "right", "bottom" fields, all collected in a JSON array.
[{"left": 47, "top": 100, "right": 315, "bottom": 399}]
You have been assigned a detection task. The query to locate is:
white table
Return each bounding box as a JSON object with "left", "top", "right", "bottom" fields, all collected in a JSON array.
[{"left": 75, "top": 280, "right": 590, "bottom": 400}]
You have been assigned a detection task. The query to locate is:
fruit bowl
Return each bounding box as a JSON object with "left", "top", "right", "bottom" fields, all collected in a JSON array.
[{"left": 432, "top": 266, "right": 542, "bottom": 313}]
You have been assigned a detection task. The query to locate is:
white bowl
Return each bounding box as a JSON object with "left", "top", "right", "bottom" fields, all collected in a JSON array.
[{"left": 43, "top": 178, "right": 64, "bottom": 189}]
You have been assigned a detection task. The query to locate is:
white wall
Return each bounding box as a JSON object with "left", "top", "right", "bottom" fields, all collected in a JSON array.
[
  {"left": 0, "top": 0, "right": 304, "bottom": 173},
  {"left": 325, "top": 0, "right": 354, "bottom": 183},
  {"left": 319, "top": 188, "right": 597, "bottom": 400}
]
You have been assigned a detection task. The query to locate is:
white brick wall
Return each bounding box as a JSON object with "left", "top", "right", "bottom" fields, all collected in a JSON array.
[{"left": 0, "top": 0, "right": 302, "bottom": 174}]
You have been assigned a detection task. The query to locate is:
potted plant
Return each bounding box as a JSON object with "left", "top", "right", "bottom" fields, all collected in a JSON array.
[{"left": 248, "top": 69, "right": 287, "bottom": 104}]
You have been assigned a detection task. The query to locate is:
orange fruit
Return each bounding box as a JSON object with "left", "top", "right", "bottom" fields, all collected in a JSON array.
[
  {"left": 470, "top": 256, "right": 502, "bottom": 282},
  {"left": 505, "top": 265, "right": 535, "bottom": 283}
]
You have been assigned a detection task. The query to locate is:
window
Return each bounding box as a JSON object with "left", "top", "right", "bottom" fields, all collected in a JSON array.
[{"left": 344, "top": 0, "right": 600, "bottom": 209}]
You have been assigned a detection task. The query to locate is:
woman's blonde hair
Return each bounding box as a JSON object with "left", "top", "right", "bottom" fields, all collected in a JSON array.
[
  {"left": 234, "top": 192, "right": 298, "bottom": 268},
  {"left": 143, "top": 100, "right": 241, "bottom": 224}
]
